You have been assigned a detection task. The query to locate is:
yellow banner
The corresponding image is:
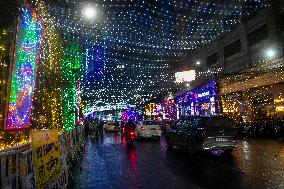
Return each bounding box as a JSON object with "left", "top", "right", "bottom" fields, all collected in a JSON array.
[{"left": 32, "top": 130, "right": 61, "bottom": 189}]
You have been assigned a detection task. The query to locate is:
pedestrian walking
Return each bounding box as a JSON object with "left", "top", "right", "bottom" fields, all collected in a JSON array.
[
  {"left": 84, "top": 118, "right": 90, "bottom": 137},
  {"left": 98, "top": 120, "right": 104, "bottom": 136}
]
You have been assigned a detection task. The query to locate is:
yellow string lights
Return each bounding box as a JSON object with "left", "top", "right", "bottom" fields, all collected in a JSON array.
[
  {"left": 220, "top": 59, "right": 284, "bottom": 122},
  {"left": 29, "top": 1, "right": 65, "bottom": 131},
  {"left": 1, "top": 1, "right": 82, "bottom": 150}
]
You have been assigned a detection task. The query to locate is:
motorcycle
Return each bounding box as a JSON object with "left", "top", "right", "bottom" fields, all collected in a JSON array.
[{"left": 126, "top": 130, "right": 136, "bottom": 145}]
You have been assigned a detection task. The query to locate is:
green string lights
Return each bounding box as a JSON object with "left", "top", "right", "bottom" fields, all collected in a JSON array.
[{"left": 61, "top": 43, "right": 83, "bottom": 131}]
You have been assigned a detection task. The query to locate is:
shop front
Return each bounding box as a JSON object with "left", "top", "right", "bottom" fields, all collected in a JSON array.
[
  {"left": 220, "top": 65, "right": 284, "bottom": 122},
  {"left": 163, "top": 99, "right": 177, "bottom": 120},
  {"left": 184, "top": 80, "right": 218, "bottom": 116},
  {"left": 175, "top": 93, "right": 185, "bottom": 119}
]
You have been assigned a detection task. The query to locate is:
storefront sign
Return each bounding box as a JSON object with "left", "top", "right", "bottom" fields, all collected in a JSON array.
[
  {"left": 175, "top": 70, "right": 196, "bottom": 83},
  {"left": 197, "top": 91, "right": 210, "bottom": 98},
  {"left": 32, "top": 130, "right": 61, "bottom": 189},
  {"left": 184, "top": 80, "right": 218, "bottom": 116}
]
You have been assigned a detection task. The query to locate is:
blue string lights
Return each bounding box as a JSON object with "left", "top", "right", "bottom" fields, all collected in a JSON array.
[{"left": 27, "top": 0, "right": 265, "bottom": 108}]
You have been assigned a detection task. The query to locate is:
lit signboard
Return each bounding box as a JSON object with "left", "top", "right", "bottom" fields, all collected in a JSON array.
[
  {"left": 197, "top": 91, "right": 210, "bottom": 98},
  {"left": 175, "top": 70, "right": 196, "bottom": 83}
]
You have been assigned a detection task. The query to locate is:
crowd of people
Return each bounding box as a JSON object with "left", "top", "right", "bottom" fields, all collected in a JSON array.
[
  {"left": 236, "top": 115, "right": 284, "bottom": 138},
  {"left": 82, "top": 117, "right": 138, "bottom": 138},
  {"left": 83, "top": 118, "right": 104, "bottom": 137}
]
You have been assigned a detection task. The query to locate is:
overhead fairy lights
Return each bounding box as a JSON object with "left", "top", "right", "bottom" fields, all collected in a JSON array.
[
  {"left": 35, "top": 0, "right": 265, "bottom": 107},
  {"left": 0, "top": 0, "right": 268, "bottom": 149},
  {"left": 4, "top": 0, "right": 266, "bottom": 129}
]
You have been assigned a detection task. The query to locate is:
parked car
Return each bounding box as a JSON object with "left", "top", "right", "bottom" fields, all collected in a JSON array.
[
  {"left": 166, "top": 116, "right": 238, "bottom": 154},
  {"left": 104, "top": 122, "right": 119, "bottom": 132},
  {"left": 136, "top": 120, "right": 162, "bottom": 139}
]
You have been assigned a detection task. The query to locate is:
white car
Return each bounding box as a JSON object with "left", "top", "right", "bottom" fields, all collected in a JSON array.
[
  {"left": 104, "top": 122, "right": 119, "bottom": 132},
  {"left": 136, "top": 120, "right": 162, "bottom": 138}
]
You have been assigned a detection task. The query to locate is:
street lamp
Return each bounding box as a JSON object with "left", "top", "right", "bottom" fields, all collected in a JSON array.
[
  {"left": 196, "top": 61, "right": 201, "bottom": 65},
  {"left": 265, "top": 48, "right": 277, "bottom": 59},
  {"left": 82, "top": 6, "right": 98, "bottom": 20}
]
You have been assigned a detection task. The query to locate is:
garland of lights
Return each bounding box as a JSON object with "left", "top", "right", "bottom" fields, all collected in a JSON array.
[
  {"left": 6, "top": 5, "right": 43, "bottom": 131},
  {"left": 0, "top": 0, "right": 269, "bottom": 150},
  {"left": 31, "top": 0, "right": 65, "bottom": 131},
  {"left": 61, "top": 43, "right": 83, "bottom": 131},
  {"left": 220, "top": 59, "right": 284, "bottom": 122},
  {"left": 36, "top": 0, "right": 266, "bottom": 107}
]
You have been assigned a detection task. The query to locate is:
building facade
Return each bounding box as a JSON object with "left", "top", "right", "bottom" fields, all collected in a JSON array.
[{"left": 184, "top": 1, "right": 284, "bottom": 121}]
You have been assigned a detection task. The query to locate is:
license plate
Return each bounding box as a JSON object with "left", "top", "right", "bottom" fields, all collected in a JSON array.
[
  {"left": 216, "top": 138, "right": 228, "bottom": 142},
  {"left": 150, "top": 128, "right": 156, "bottom": 130}
]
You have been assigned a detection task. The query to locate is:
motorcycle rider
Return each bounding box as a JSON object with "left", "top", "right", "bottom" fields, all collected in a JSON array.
[{"left": 124, "top": 117, "right": 136, "bottom": 139}]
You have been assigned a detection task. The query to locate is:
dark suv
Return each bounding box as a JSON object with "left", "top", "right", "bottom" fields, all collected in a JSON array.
[{"left": 165, "top": 116, "right": 238, "bottom": 154}]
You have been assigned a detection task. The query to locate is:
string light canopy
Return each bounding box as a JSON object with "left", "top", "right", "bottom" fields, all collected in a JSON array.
[{"left": 26, "top": 0, "right": 266, "bottom": 107}]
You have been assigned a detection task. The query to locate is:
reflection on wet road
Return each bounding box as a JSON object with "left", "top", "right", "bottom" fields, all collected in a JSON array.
[{"left": 71, "top": 133, "right": 284, "bottom": 189}]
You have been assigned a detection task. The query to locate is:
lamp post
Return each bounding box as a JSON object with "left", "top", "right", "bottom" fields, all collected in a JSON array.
[
  {"left": 266, "top": 48, "right": 276, "bottom": 58},
  {"left": 265, "top": 47, "right": 277, "bottom": 59},
  {"left": 82, "top": 5, "right": 99, "bottom": 20}
]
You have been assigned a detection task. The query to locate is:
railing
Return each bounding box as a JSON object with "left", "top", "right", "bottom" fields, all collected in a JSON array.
[{"left": 0, "top": 125, "right": 85, "bottom": 189}]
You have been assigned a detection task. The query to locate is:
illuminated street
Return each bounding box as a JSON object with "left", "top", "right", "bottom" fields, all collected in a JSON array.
[
  {"left": 0, "top": 0, "right": 284, "bottom": 189},
  {"left": 71, "top": 134, "right": 284, "bottom": 189}
]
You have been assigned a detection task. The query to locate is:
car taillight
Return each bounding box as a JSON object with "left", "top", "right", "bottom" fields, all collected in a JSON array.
[
  {"left": 141, "top": 127, "right": 145, "bottom": 130},
  {"left": 130, "top": 132, "right": 134, "bottom": 135}
]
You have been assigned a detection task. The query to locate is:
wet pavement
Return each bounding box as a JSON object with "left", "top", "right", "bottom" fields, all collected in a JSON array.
[{"left": 71, "top": 133, "right": 284, "bottom": 189}]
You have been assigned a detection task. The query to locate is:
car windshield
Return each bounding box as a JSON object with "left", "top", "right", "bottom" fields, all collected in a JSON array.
[
  {"left": 143, "top": 121, "right": 158, "bottom": 126},
  {"left": 202, "top": 117, "right": 234, "bottom": 128}
]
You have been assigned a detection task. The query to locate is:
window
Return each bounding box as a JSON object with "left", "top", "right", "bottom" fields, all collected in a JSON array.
[
  {"left": 181, "top": 117, "right": 200, "bottom": 131},
  {"left": 247, "top": 24, "right": 268, "bottom": 47},
  {"left": 189, "top": 118, "right": 200, "bottom": 128},
  {"left": 143, "top": 121, "right": 158, "bottom": 125},
  {"left": 202, "top": 117, "right": 234, "bottom": 128},
  {"left": 207, "top": 53, "right": 218, "bottom": 67},
  {"left": 182, "top": 120, "right": 190, "bottom": 128},
  {"left": 175, "top": 120, "right": 182, "bottom": 130},
  {"left": 179, "top": 119, "right": 191, "bottom": 133},
  {"left": 224, "top": 39, "right": 241, "bottom": 58}
]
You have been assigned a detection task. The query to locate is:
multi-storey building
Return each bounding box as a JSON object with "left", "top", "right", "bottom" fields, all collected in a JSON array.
[{"left": 179, "top": 1, "right": 284, "bottom": 121}]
